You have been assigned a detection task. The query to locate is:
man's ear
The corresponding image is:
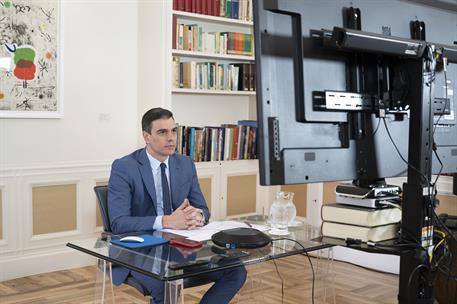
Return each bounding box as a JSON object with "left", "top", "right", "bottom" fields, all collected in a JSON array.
[{"left": 143, "top": 131, "right": 150, "bottom": 144}]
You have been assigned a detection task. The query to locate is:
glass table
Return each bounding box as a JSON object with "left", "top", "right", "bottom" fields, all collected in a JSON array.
[{"left": 67, "top": 216, "right": 332, "bottom": 303}]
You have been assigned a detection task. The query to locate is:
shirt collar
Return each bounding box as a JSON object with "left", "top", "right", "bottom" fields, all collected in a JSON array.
[{"left": 145, "top": 149, "right": 169, "bottom": 171}]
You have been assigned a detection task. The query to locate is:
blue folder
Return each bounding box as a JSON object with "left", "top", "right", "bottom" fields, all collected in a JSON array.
[{"left": 110, "top": 234, "right": 168, "bottom": 249}]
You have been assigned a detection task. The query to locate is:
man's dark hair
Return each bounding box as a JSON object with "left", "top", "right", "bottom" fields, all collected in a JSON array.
[{"left": 142, "top": 108, "right": 174, "bottom": 133}]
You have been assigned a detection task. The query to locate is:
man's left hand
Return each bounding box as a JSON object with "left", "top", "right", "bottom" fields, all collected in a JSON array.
[{"left": 183, "top": 202, "right": 204, "bottom": 229}]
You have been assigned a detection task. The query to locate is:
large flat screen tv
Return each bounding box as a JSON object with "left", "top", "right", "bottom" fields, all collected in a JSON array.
[{"left": 253, "top": 0, "right": 457, "bottom": 186}]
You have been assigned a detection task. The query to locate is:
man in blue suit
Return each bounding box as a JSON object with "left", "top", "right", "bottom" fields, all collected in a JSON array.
[{"left": 108, "top": 108, "right": 247, "bottom": 304}]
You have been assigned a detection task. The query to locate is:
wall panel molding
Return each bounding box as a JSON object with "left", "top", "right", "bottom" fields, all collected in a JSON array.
[
  {"left": 1, "top": 160, "right": 111, "bottom": 173},
  {"left": 0, "top": 161, "right": 111, "bottom": 281}
]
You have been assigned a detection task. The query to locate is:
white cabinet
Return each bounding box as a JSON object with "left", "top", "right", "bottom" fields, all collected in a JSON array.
[{"left": 197, "top": 160, "right": 272, "bottom": 220}]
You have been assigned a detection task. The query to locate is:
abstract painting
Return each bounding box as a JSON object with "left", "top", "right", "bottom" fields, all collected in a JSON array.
[{"left": 0, "top": 0, "right": 61, "bottom": 118}]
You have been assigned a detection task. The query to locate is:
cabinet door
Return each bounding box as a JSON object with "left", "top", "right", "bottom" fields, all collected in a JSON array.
[
  {"left": 220, "top": 160, "right": 270, "bottom": 218},
  {"left": 195, "top": 165, "right": 221, "bottom": 220}
]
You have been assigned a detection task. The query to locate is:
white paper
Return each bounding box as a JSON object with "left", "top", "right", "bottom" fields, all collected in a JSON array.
[{"left": 160, "top": 220, "right": 269, "bottom": 242}]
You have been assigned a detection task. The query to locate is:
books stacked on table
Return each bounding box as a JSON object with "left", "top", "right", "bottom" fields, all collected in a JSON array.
[{"left": 321, "top": 203, "right": 401, "bottom": 242}]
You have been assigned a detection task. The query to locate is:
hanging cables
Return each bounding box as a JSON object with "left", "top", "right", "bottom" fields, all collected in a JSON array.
[
  {"left": 271, "top": 238, "right": 316, "bottom": 304},
  {"left": 431, "top": 54, "right": 448, "bottom": 196},
  {"left": 382, "top": 117, "right": 428, "bottom": 184}
]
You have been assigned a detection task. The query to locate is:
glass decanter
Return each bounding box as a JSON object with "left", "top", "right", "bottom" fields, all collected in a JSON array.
[{"left": 269, "top": 191, "right": 297, "bottom": 235}]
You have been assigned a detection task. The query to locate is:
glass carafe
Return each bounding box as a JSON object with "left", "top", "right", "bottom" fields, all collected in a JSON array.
[{"left": 269, "top": 191, "right": 297, "bottom": 235}]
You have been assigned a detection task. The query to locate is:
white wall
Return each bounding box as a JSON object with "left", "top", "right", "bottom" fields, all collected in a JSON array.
[
  {"left": 0, "top": 0, "right": 141, "bottom": 280},
  {"left": 1, "top": 0, "right": 139, "bottom": 168}
]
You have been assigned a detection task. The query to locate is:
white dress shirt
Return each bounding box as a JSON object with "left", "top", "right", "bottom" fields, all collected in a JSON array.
[{"left": 146, "top": 150, "right": 171, "bottom": 230}]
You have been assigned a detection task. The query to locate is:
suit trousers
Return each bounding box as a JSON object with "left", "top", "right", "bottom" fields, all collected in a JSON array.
[{"left": 131, "top": 265, "right": 247, "bottom": 304}]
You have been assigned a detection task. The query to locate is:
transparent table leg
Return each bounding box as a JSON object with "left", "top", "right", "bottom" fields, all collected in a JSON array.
[
  {"left": 313, "top": 247, "right": 335, "bottom": 304},
  {"left": 93, "top": 259, "right": 115, "bottom": 303},
  {"left": 164, "top": 279, "right": 184, "bottom": 304},
  {"left": 315, "top": 247, "right": 333, "bottom": 278}
]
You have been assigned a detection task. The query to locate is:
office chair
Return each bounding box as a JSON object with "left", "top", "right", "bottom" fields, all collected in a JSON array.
[{"left": 94, "top": 185, "right": 212, "bottom": 301}]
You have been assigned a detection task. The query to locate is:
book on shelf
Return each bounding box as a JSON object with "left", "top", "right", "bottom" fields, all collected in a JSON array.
[
  {"left": 176, "top": 122, "right": 257, "bottom": 162},
  {"left": 321, "top": 203, "right": 401, "bottom": 227},
  {"left": 174, "top": 24, "right": 253, "bottom": 56},
  {"left": 232, "top": 63, "right": 255, "bottom": 91},
  {"left": 248, "top": 62, "right": 255, "bottom": 91},
  {"left": 173, "top": 57, "right": 255, "bottom": 92},
  {"left": 173, "top": 0, "right": 254, "bottom": 22},
  {"left": 321, "top": 221, "right": 399, "bottom": 242}
]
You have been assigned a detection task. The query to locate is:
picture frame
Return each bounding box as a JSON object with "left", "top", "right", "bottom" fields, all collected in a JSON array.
[{"left": 0, "top": 0, "right": 63, "bottom": 118}]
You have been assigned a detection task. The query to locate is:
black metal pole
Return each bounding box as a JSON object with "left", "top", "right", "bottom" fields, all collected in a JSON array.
[{"left": 398, "top": 56, "right": 434, "bottom": 303}]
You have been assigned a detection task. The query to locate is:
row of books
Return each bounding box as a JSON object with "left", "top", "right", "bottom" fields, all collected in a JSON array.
[
  {"left": 321, "top": 202, "right": 401, "bottom": 242},
  {"left": 175, "top": 121, "right": 257, "bottom": 162},
  {"left": 173, "top": 0, "right": 253, "bottom": 21},
  {"left": 174, "top": 24, "right": 253, "bottom": 56},
  {"left": 173, "top": 57, "right": 256, "bottom": 91}
]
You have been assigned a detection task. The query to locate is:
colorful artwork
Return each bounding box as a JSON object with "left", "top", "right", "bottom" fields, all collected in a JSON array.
[{"left": 0, "top": 0, "right": 60, "bottom": 117}]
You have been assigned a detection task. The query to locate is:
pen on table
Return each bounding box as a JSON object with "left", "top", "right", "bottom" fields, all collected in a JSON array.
[{"left": 244, "top": 221, "right": 252, "bottom": 227}]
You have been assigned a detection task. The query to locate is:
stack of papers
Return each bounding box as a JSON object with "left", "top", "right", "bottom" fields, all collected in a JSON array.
[{"left": 160, "top": 220, "right": 269, "bottom": 242}]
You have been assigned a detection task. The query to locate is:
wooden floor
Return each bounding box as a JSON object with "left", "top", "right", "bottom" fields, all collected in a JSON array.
[{"left": 0, "top": 255, "right": 399, "bottom": 304}]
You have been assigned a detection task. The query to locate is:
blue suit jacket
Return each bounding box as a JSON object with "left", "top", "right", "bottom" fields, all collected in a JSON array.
[{"left": 108, "top": 148, "right": 210, "bottom": 234}]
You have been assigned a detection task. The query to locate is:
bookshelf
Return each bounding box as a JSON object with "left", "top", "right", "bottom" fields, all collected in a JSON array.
[
  {"left": 168, "top": 1, "right": 256, "bottom": 138},
  {"left": 172, "top": 9, "right": 254, "bottom": 26},
  {"left": 172, "top": 49, "right": 254, "bottom": 61},
  {"left": 172, "top": 88, "right": 255, "bottom": 95},
  {"left": 164, "top": 1, "right": 275, "bottom": 219}
]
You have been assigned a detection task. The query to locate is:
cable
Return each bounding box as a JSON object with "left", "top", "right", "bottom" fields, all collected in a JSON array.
[
  {"left": 433, "top": 209, "right": 457, "bottom": 244},
  {"left": 432, "top": 57, "right": 449, "bottom": 136},
  {"left": 271, "top": 255, "right": 284, "bottom": 304},
  {"left": 431, "top": 63, "right": 448, "bottom": 197},
  {"left": 430, "top": 239, "right": 446, "bottom": 264},
  {"left": 407, "top": 263, "right": 430, "bottom": 300},
  {"left": 301, "top": 250, "right": 316, "bottom": 304},
  {"left": 377, "top": 201, "right": 401, "bottom": 209},
  {"left": 257, "top": 246, "right": 284, "bottom": 303},
  {"left": 271, "top": 238, "right": 316, "bottom": 304},
  {"left": 367, "top": 241, "right": 425, "bottom": 251},
  {"left": 431, "top": 210, "right": 457, "bottom": 289},
  {"left": 382, "top": 117, "right": 428, "bottom": 183},
  {"left": 372, "top": 116, "right": 381, "bottom": 136}
]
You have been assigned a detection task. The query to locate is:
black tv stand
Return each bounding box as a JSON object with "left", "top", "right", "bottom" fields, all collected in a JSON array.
[{"left": 320, "top": 27, "right": 456, "bottom": 304}]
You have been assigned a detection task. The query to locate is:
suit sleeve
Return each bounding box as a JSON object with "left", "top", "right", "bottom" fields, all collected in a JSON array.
[
  {"left": 188, "top": 160, "right": 210, "bottom": 223},
  {"left": 108, "top": 159, "right": 157, "bottom": 234}
]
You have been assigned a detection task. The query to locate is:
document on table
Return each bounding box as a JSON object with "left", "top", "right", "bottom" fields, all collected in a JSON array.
[{"left": 160, "top": 220, "right": 269, "bottom": 242}]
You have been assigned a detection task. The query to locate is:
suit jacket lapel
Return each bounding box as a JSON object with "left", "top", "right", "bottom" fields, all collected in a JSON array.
[
  {"left": 169, "top": 155, "right": 181, "bottom": 210},
  {"left": 138, "top": 148, "right": 157, "bottom": 214}
]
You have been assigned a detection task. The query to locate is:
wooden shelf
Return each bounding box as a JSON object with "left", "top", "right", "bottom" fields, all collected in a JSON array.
[
  {"left": 172, "top": 49, "right": 254, "bottom": 61},
  {"left": 172, "top": 10, "right": 253, "bottom": 26},
  {"left": 172, "top": 88, "right": 256, "bottom": 95}
]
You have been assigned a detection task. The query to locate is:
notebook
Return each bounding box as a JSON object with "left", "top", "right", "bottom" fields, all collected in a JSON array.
[{"left": 110, "top": 234, "right": 168, "bottom": 249}]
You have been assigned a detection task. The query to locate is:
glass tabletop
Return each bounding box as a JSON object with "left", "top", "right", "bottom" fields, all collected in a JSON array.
[{"left": 67, "top": 217, "right": 331, "bottom": 281}]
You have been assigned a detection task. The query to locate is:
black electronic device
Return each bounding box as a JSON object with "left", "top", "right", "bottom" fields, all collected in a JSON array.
[
  {"left": 336, "top": 183, "right": 401, "bottom": 199},
  {"left": 211, "top": 228, "right": 271, "bottom": 249}
]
